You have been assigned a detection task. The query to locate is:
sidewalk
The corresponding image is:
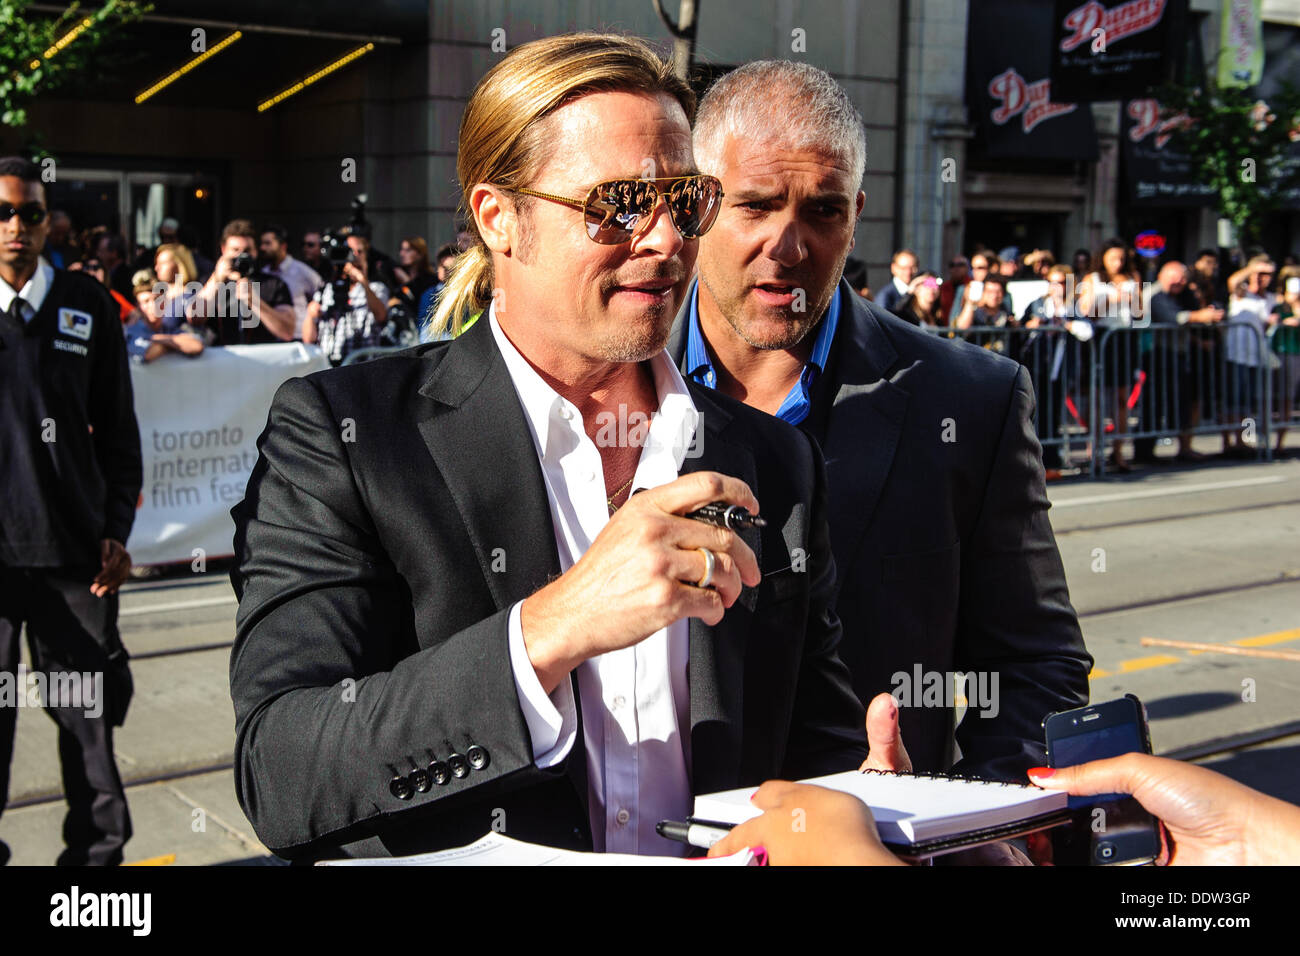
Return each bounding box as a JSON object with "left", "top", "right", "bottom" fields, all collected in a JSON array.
[
  {"left": 1, "top": 769, "right": 276, "bottom": 866},
  {"left": 0, "top": 577, "right": 272, "bottom": 866}
]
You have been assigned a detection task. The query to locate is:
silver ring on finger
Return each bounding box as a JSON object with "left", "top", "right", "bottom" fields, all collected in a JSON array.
[{"left": 696, "top": 547, "right": 716, "bottom": 589}]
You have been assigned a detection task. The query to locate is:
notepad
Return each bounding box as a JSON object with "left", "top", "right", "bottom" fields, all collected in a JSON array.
[
  {"left": 693, "top": 769, "right": 1069, "bottom": 847},
  {"left": 316, "top": 832, "right": 764, "bottom": 866}
]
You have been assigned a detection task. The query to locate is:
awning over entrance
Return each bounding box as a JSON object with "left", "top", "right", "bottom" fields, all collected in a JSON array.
[{"left": 25, "top": 0, "right": 424, "bottom": 111}]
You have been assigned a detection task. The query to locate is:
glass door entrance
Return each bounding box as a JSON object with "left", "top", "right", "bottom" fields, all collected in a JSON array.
[{"left": 46, "top": 169, "right": 221, "bottom": 263}]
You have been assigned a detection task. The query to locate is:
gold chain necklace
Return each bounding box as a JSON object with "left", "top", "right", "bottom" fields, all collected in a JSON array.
[{"left": 606, "top": 474, "right": 635, "bottom": 513}]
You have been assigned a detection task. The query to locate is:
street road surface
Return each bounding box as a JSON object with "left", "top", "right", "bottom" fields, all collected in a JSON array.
[{"left": 2, "top": 457, "right": 1298, "bottom": 864}]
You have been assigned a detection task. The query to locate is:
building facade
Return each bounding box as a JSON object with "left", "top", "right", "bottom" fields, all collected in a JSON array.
[{"left": 2, "top": 1, "right": 1296, "bottom": 281}]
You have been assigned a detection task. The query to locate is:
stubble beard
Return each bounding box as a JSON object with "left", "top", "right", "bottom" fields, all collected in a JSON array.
[
  {"left": 701, "top": 271, "right": 826, "bottom": 352},
  {"left": 594, "top": 264, "right": 686, "bottom": 363},
  {"left": 595, "top": 298, "right": 676, "bottom": 363}
]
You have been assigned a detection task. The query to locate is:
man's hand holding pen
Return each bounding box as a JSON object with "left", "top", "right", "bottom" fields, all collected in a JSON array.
[{"left": 521, "top": 471, "right": 762, "bottom": 694}]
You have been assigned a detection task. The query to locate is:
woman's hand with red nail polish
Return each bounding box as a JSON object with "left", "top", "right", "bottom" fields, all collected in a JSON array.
[{"left": 1028, "top": 754, "right": 1300, "bottom": 866}]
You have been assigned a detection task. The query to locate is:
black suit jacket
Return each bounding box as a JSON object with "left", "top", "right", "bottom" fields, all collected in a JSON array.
[
  {"left": 872, "top": 282, "right": 906, "bottom": 317},
  {"left": 229, "top": 315, "right": 867, "bottom": 861},
  {"left": 669, "top": 280, "right": 1092, "bottom": 780}
]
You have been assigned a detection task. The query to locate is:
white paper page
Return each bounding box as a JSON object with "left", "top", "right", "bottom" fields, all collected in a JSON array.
[{"left": 317, "top": 832, "right": 758, "bottom": 866}]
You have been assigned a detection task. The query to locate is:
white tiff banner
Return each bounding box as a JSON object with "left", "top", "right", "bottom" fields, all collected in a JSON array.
[{"left": 126, "top": 343, "right": 331, "bottom": 566}]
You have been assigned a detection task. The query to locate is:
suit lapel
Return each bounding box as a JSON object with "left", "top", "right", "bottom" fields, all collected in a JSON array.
[
  {"left": 672, "top": 280, "right": 911, "bottom": 601},
  {"left": 667, "top": 292, "right": 690, "bottom": 367},
  {"left": 680, "top": 385, "right": 760, "bottom": 792},
  {"left": 415, "top": 319, "right": 594, "bottom": 813},
  {"left": 820, "top": 284, "right": 909, "bottom": 597},
  {"left": 415, "top": 317, "right": 561, "bottom": 607},
  {"left": 417, "top": 318, "right": 771, "bottom": 798}
]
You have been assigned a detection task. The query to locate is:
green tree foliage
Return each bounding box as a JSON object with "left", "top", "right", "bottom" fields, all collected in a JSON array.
[
  {"left": 1159, "top": 77, "right": 1300, "bottom": 248},
  {"left": 1, "top": 0, "right": 148, "bottom": 129}
]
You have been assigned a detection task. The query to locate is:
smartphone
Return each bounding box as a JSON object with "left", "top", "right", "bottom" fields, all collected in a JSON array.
[
  {"left": 968, "top": 280, "right": 984, "bottom": 301},
  {"left": 1043, "top": 695, "right": 1162, "bottom": 865},
  {"left": 1288, "top": 277, "right": 1300, "bottom": 295}
]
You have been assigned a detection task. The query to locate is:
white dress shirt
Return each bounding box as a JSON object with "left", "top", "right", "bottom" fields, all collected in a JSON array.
[
  {"left": 0, "top": 257, "right": 54, "bottom": 322},
  {"left": 490, "top": 307, "right": 700, "bottom": 855}
]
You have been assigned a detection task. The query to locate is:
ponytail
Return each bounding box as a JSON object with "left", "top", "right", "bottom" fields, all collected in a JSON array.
[{"left": 430, "top": 241, "right": 493, "bottom": 338}]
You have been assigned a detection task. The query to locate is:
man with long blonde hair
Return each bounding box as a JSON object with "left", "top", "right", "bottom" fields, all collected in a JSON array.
[{"left": 230, "top": 33, "right": 867, "bottom": 862}]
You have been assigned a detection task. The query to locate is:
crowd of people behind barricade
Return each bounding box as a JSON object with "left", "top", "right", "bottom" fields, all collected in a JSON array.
[
  {"left": 852, "top": 240, "right": 1300, "bottom": 476},
  {"left": 42, "top": 211, "right": 463, "bottom": 367},
  {"left": 39, "top": 207, "right": 1300, "bottom": 472}
]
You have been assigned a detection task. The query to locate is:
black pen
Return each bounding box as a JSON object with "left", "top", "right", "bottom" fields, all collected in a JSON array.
[
  {"left": 656, "top": 818, "right": 734, "bottom": 849},
  {"left": 684, "top": 502, "right": 767, "bottom": 530}
]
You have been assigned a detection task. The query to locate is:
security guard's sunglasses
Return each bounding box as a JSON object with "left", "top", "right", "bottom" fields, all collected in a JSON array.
[
  {"left": 0, "top": 202, "right": 48, "bottom": 226},
  {"left": 510, "top": 174, "right": 723, "bottom": 244}
]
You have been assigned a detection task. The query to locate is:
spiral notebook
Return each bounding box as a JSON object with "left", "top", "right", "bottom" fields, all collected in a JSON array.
[{"left": 693, "top": 769, "right": 1070, "bottom": 854}]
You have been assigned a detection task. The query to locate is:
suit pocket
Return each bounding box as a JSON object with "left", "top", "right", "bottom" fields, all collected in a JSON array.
[{"left": 758, "top": 567, "right": 804, "bottom": 605}]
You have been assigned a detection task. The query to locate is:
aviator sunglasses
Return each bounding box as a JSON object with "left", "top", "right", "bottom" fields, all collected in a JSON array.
[
  {"left": 509, "top": 174, "right": 724, "bottom": 244},
  {"left": 0, "top": 202, "right": 48, "bottom": 226}
]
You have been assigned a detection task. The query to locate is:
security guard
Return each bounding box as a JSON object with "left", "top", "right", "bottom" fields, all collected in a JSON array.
[{"left": 0, "top": 156, "right": 142, "bottom": 866}]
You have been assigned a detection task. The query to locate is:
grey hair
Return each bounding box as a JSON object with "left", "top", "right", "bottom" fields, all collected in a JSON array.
[{"left": 693, "top": 60, "right": 867, "bottom": 187}]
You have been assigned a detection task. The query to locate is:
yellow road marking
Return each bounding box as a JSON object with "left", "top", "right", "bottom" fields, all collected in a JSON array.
[
  {"left": 1117, "top": 654, "right": 1182, "bottom": 673},
  {"left": 1088, "top": 666, "right": 1112, "bottom": 680},
  {"left": 1185, "top": 628, "right": 1300, "bottom": 654},
  {"left": 125, "top": 853, "right": 175, "bottom": 866},
  {"left": 1234, "top": 627, "right": 1300, "bottom": 648}
]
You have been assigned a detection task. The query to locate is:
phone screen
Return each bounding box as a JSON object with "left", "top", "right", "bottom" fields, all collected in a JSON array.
[
  {"left": 1045, "top": 697, "right": 1161, "bottom": 865},
  {"left": 1051, "top": 720, "right": 1146, "bottom": 808}
]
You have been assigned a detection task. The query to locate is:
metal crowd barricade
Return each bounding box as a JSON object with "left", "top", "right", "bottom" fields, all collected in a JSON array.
[
  {"left": 1092, "top": 322, "right": 1271, "bottom": 477},
  {"left": 926, "top": 324, "right": 1091, "bottom": 471},
  {"left": 1269, "top": 323, "right": 1300, "bottom": 446},
  {"left": 926, "top": 321, "right": 1276, "bottom": 477}
]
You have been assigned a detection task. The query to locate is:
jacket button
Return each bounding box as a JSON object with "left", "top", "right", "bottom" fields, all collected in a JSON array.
[
  {"left": 389, "top": 775, "right": 414, "bottom": 800},
  {"left": 429, "top": 759, "right": 450, "bottom": 786},
  {"left": 447, "top": 752, "right": 470, "bottom": 778},
  {"left": 466, "top": 744, "right": 489, "bottom": 771},
  {"left": 410, "top": 767, "right": 432, "bottom": 792}
]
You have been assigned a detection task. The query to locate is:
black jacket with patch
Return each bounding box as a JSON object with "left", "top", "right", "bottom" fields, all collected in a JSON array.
[{"left": 0, "top": 269, "right": 142, "bottom": 566}]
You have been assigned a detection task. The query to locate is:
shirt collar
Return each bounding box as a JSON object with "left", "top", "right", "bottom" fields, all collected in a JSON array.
[
  {"left": 684, "top": 280, "right": 716, "bottom": 387},
  {"left": 893, "top": 275, "right": 910, "bottom": 296},
  {"left": 805, "top": 286, "right": 841, "bottom": 373},
  {"left": 685, "top": 276, "right": 841, "bottom": 401},
  {"left": 0, "top": 257, "right": 53, "bottom": 320},
  {"left": 488, "top": 303, "right": 700, "bottom": 481}
]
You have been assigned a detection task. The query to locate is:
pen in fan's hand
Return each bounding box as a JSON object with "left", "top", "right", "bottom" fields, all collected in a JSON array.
[{"left": 684, "top": 502, "right": 767, "bottom": 530}]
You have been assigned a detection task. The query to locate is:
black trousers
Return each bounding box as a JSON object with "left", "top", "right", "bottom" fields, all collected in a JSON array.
[{"left": 0, "top": 566, "right": 131, "bottom": 865}]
